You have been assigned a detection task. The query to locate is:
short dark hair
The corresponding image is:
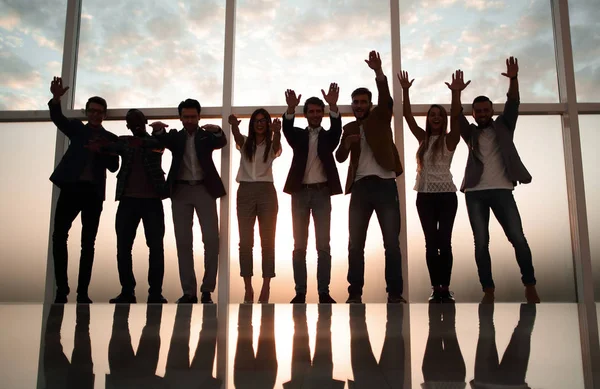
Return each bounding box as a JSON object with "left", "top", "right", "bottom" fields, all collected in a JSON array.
[
  {"left": 86, "top": 96, "right": 107, "bottom": 112},
  {"left": 472, "top": 95, "right": 493, "bottom": 109},
  {"left": 178, "top": 98, "right": 201, "bottom": 116},
  {"left": 351, "top": 87, "right": 372, "bottom": 102},
  {"left": 303, "top": 97, "right": 325, "bottom": 115},
  {"left": 125, "top": 108, "right": 146, "bottom": 122}
]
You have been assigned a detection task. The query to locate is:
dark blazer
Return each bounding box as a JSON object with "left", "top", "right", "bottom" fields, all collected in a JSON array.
[
  {"left": 104, "top": 134, "right": 169, "bottom": 201},
  {"left": 48, "top": 100, "right": 119, "bottom": 201},
  {"left": 154, "top": 127, "right": 227, "bottom": 199},
  {"left": 282, "top": 113, "right": 343, "bottom": 196},
  {"left": 336, "top": 76, "right": 403, "bottom": 194},
  {"left": 457, "top": 95, "right": 532, "bottom": 192}
]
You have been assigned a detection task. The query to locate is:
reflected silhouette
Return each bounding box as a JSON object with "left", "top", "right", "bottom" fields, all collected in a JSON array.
[
  {"left": 233, "top": 304, "right": 278, "bottom": 388},
  {"left": 283, "top": 304, "right": 344, "bottom": 389},
  {"left": 105, "top": 304, "right": 163, "bottom": 388},
  {"left": 348, "top": 304, "right": 405, "bottom": 389},
  {"left": 163, "top": 304, "right": 221, "bottom": 388},
  {"left": 470, "top": 304, "right": 536, "bottom": 389},
  {"left": 43, "top": 304, "right": 94, "bottom": 389},
  {"left": 422, "top": 304, "right": 466, "bottom": 388}
]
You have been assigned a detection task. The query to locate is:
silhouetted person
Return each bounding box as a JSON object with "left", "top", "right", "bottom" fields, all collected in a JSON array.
[
  {"left": 283, "top": 304, "right": 344, "bottom": 389},
  {"left": 348, "top": 304, "right": 405, "bottom": 388},
  {"left": 43, "top": 304, "right": 94, "bottom": 389},
  {"left": 234, "top": 304, "right": 278, "bottom": 388},
  {"left": 163, "top": 304, "right": 221, "bottom": 388},
  {"left": 105, "top": 304, "right": 163, "bottom": 388},
  {"left": 48, "top": 77, "right": 119, "bottom": 303},
  {"left": 470, "top": 304, "right": 536, "bottom": 389},
  {"left": 421, "top": 304, "right": 466, "bottom": 388}
]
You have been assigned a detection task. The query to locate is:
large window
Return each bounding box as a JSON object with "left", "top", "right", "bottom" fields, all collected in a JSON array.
[
  {"left": 0, "top": 0, "right": 68, "bottom": 110},
  {"left": 76, "top": 0, "right": 226, "bottom": 109},
  {"left": 569, "top": 0, "right": 600, "bottom": 102}
]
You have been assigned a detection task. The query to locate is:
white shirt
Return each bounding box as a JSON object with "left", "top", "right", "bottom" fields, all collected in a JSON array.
[
  {"left": 466, "top": 126, "right": 514, "bottom": 192},
  {"left": 285, "top": 111, "right": 340, "bottom": 184},
  {"left": 236, "top": 136, "right": 280, "bottom": 182},
  {"left": 178, "top": 129, "right": 204, "bottom": 181},
  {"left": 355, "top": 124, "right": 396, "bottom": 181},
  {"left": 414, "top": 135, "right": 457, "bottom": 192}
]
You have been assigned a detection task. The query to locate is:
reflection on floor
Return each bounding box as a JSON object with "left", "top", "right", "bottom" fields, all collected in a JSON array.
[{"left": 0, "top": 303, "right": 585, "bottom": 388}]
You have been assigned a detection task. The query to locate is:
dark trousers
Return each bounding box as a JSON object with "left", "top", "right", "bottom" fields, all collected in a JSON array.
[
  {"left": 291, "top": 186, "right": 332, "bottom": 294},
  {"left": 115, "top": 197, "right": 165, "bottom": 296},
  {"left": 348, "top": 177, "right": 403, "bottom": 296},
  {"left": 237, "top": 182, "right": 278, "bottom": 278},
  {"left": 465, "top": 189, "right": 536, "bottom": 290},
  {"left": 52, "top": 183, "right": 103, "bottom": 296},
  {"left": 416, "top": 192, "right": 458, "bottom": 287}
]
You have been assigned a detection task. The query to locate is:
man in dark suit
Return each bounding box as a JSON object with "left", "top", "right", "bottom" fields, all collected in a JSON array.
[
  {"left": 104, "top": 109, "right": 169, "bottom": 304},
  {"left": 336, "top": 51, "right": 405, "bottom": 304},
  {"left": 48, "top": 76, "right": 119, "bottom": 304},
  {"left": 151, "top": 99, "right": 226, "bottom": 304},
  {"left": 283, "top": 83, "right": 343, "bottom": 304}
]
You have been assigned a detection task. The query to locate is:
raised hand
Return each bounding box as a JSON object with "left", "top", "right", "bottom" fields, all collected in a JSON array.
[
  {"left": 228, "top": 114, "right": 241, "bottom": 127},
  {"left": 321, "top": 83, "right": 339, "bottom": 106},
  {"left": 270, "top": 118, "right": 282, "bottom": 133},
  {"left": 149, "top": 121, "right": 169, "bottom": 134},
  {"left": 364, "top": 50, "right": 382, "bottom": 71},
  {"left": 50, "top": 77, "right": 69, "bottom": 100},
  {"left": 397, "top": 71, "right": 414, "bottom": 89},
  {"left": 201, "top": 124, "right": 221, "bottom": 133},
  {"left": 445, "top": 69, "right": 471, "bottom": 91},
  {"left": 285, "top": 89, "right": 302, "bottom": 109},
  {"left": 501, "top": 56, "right": 519, "bottom": 79}
]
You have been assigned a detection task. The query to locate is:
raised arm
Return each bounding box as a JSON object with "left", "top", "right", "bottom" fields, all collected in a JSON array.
[
  {"left": 321, "top": 82, "right": 342, "bottom": 148},
  {"left": 282, "top": 89, "right": 302, "bottom": 146},
  {"left": 228, "top": 114, "right": 245, "bottom": 149},
  {"left": 365, "top": 51, "right": 393, "bottom": 112},
  {"left": 48, "top": 77, "right": 76, "bottom": 137},
  {"left": 271, "top": 118, "right": 282, "bottom": 156},
  {"left": 501, "top": 56, "right": 520, "bottom": 131},
  {"left": 445, "top": 70, "right": 472, "bottom": 143},
  {"left": 201, "top": 124, "right": 227, "bottom": 150},
  {"left": 445, "top": 70, "right": 471, "bottom": 151},
  {"left": 397, "top": 71, "right": 425, "bottom": 142}
]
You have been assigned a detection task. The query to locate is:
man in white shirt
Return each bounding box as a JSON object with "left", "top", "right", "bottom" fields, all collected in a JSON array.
[{"left": 282, "top": 83, "right": 343, "bottom": 304}]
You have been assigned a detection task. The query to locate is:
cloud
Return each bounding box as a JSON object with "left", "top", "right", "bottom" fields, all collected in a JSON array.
[{"left": 463, "top": 0, "right": 504, "bottom": 11}]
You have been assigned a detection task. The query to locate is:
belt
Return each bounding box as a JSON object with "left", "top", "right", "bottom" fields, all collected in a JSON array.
[
  {"left": 301, "top": 182, "right": 328, "bottom": 190},
  {"left": 176, "top": 180, "right": 204, "bottom": 186}
]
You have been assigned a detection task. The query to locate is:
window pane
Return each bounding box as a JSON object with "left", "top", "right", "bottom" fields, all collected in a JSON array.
[
  {"left": 400, "top": 0, "right": 558, "bottom": 103},
  {"left": 579, "top": 115, "right": 600, "bottom": 300},
  {"left": 234, "top": 0, "right": 392, "bottom": 106},
  {"left": 76, "top": 1, "right": 225, "bottom": 109},
  {"left": 0, "top": 0, "right": 67, "bottom": 110},
  {"left": 569, "top": 0, "right": 600, "bottom": 102},
  {"left": 0, "top": 123, "right": 55, "bottom": 301},
  {"left": 228, "top": 115, "right": 390, "bottom": 303},
  {"left": 405, "top": 116, "right": 575, "bottom": 302}
]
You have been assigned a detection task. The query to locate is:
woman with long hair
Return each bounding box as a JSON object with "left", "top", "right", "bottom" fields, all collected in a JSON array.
[
  {"left": 229, "top": 109, "right": 282, "bottom": 304},
  {"left": 398, "top": 70, "right": 461, "bottom": 303}
]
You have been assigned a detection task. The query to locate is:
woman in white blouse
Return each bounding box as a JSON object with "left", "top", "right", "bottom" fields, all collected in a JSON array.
[
  {"left": 229, "top": 109, "right": 282, "bottom": 304},
  {"left": 398, "top": 70, "right": 461, "bottom": 303}
]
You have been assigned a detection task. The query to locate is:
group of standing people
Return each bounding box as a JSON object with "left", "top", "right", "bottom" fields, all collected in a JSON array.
[{"left": 47, "top": 50, "right": 540, "bottom": 305}]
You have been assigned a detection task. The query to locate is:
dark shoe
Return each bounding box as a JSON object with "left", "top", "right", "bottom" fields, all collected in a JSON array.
[
  {"left": 147, "top": 294, "right": 168, "bottom": 304},
  {"left": 440, "top": 289, "right": 455, "bottom": 304},
  {"left": 177, "top": 294, "right": 198, "bottom": 304},
  {"left": 525, "top": 285, "right": 540, "bottom": 303},
  {"left": 290, "top": 293, "right": 306, "bottom": 304},
  {"left": 346, "top": 293, "right": 362, "bottom": 304},
  {"left": 54, "top": 294, "right": 68, "bottom": 304},
  {"left": 201, "top": 292, "right": 213, "bottom": 304},
  {"left": 109, "top": 293, "right": 137, "bottom": 304},
  {"left": 428, "top": 287, "right": 442, "bottom": 303},
  {"left": 481, "top": 287, "right": 495, "bottom": 304},
  {"left": 76, "top": 294, "right": 93, "bottom": 304},
  {"left": 388, "top": 293, "right": 407, "bottom": 304},
  {"left": 318, "top": 293, "right": 336, "bottom": 304}
]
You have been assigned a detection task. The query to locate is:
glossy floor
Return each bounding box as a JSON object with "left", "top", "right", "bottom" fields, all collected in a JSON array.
[{"left": 0, "top": 303, "right": 587, "bottom": 388}]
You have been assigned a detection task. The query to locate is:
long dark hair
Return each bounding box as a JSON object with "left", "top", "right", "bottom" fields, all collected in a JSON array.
[
  {"left": 416, "top": 104, "right": 448, "bottom": 172},
  {"left": 243, "top": 108, "right": 272, "bottom": 163}
]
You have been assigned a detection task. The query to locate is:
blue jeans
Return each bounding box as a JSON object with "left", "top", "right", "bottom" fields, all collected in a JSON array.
[
  {"left": 347, "top": 176, "right": 403, "bottom": 296},
  {"left": 291, "top": 186, "right": 332, "bottom": 294},
  {"left": 465, "top": 189, "right": 536, "bottom": 290}
]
